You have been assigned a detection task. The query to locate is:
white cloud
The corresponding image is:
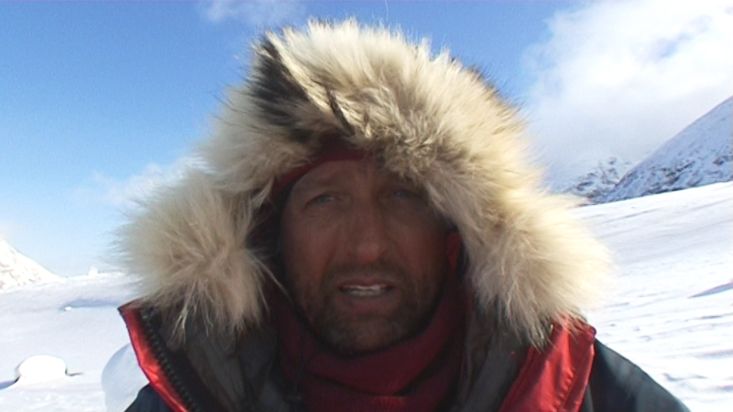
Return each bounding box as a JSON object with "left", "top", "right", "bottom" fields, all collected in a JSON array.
[
  {"left": 200, "top": 0, "right": 305, "bottom": 27},
  {"left": 523, "top": 0, "right": 733, "bottom": 186},
  {"left": 75, "top": 157, "right": 200, "bottom": 210}
]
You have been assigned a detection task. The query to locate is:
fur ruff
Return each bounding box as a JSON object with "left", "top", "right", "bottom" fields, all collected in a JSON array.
[{"left": 118, "top": 20, "right": 610, "bottom": 346}]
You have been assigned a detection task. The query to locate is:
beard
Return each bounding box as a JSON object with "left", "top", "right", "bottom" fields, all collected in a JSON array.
[{"left": 289, "top": 262, "right": 444, "bottom": 355}]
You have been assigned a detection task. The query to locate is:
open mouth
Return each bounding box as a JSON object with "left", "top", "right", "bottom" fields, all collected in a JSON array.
[{"left": 339, "top": 284, "right": 392, "bottom": 297}]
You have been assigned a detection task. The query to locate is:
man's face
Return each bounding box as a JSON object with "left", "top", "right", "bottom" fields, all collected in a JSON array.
[{"left": 280, "top": 158, "right": 449, "bottom": 355}]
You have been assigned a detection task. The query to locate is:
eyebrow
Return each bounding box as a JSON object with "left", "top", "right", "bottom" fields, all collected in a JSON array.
[{"left": 289, "top": 170, "right": 344, "bottom": 200}]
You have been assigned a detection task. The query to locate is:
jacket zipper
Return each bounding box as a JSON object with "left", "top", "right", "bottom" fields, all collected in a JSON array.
[{"left": 138, "top": 308, "right": 203, "bottom": 412}]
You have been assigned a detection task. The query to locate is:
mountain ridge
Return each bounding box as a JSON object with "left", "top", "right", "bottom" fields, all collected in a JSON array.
[
  {"left": 0, "top": 238, "right": 60, "bottom": 290},
  {"left": 565, "top": 96, "right": 732, "bottom": 203}
]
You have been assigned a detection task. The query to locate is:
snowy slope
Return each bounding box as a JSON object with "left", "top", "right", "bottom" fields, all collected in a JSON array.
[
  {"left": 0, "top": 183, "right": 732, "bottom": 411},
  {"left": 600, "top": 97, "right": 733, "bottom": 202},
  {"left": 578, "top": 182, "right": 733, "bottom": 411},
  {"left": 0, "top": 238, "right": 60, "bottom": 290}
]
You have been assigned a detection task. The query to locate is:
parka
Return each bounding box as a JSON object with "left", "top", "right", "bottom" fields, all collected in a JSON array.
[{"left": 117, "top": 20, "right": 689, "bottom": 412}]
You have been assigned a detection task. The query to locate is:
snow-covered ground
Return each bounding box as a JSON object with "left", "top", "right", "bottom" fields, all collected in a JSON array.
[
  {"left": 580, "top": 182, "right": 733, "bottom": 411},
  {"left": 0, "top": 272, "right": 141, "bottom": 411},
  {"left": 0, "top": 182, "right": 731, "bottom": 411}
]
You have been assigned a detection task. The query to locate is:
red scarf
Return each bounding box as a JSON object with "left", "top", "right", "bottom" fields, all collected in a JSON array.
[{"left": 273, "top": 276, "right": 465, "bottom": 412}]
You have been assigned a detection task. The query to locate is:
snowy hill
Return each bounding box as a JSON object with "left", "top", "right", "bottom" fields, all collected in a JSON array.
[
  {"left": 599, "top": 96, "right": 733, "bottom": 202},
  {"left": 563, "top": 157, "right": 631, "bottom": 203},
  {"left": 0, "top": 238, "right": 60, "bottom": 290},
  {"left": 0, "top": 183, "right": 732, "bottom": 410}
]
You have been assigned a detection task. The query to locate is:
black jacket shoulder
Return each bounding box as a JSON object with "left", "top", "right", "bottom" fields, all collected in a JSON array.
[
  {"left": 125, "top": 385, "right": 171, "bottom": 412},
  {"left": 582, "top": 341, "right": 689, "bottom": 412}
]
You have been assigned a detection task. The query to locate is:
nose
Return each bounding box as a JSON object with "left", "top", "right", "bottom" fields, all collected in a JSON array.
[{"left": 348, "top": 199, "right": 390, "bottom": 265}]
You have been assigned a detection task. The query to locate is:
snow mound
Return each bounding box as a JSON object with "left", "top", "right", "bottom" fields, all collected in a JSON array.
[
  {"left": 600, "top": 96, "right": 733, "bottom": 202},
  {"left": 15, "top": 355, "right": 68, "bottom": 385},
  {"left": 1, "top": 238, "right": 60, "bottom": 290},
  {"left": 102, "top": 345, "right": 148, "bottom": 412}
]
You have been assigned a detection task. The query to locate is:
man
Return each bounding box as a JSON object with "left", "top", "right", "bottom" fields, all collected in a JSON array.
[{"left": 119, "top": 21, "right": 688, "bottom": 411}]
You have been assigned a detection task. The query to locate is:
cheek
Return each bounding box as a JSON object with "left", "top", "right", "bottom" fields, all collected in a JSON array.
[
  {"left": 280, "top": 211, "right": 335, "bottom": 304},
  {"left": 399, "top": 219, "right": 448, "bottom": 265},
  {"left": 397, "top": 224, "right": 450, "bottom": 291}
]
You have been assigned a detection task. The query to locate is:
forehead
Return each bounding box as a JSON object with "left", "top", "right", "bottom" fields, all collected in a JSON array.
[{"left": 290, "top": 158, "right": 414, "bottom": 194}]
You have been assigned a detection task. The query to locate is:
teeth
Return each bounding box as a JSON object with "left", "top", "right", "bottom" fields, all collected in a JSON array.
[{"left": 341, "top": 285, "right": 388, "bottom": 297}]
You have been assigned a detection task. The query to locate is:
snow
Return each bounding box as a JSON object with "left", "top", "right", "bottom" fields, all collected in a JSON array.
[
  {"left": 0, "top": 272, "right": 141, "bottom": 411},
  {"left": 102, "top": 345, "right": 147, "bottom": 412},
  {"left": 15, "top": 356, "right": 69, "bottom": 385},
  {"left": 1, "top": 182, "right": 731, "bottom": 411},
  {"left": 1, "top": 238, "right": 61, "bottom": 290},
  {"left": 563, "top": 157, "right": 631, "bottom": 203},
  {"left": 579, "top": 182, "right": 733, "bottom": 411},
  {"left": 600, "top": 96, "right": 733, "bottom": 202}
]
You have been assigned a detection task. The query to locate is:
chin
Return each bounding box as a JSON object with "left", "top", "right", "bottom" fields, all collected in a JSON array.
[{"left": 320, "top": 319, "right": 409, "bottom": 356}]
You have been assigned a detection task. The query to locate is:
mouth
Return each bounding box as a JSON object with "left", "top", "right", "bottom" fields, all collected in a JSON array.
[
  {"left": 332, "top": 276, "right": 401, "bottom": 316},
  {"left": 339, "top": 284, "right": 393, "bottom": 297}
]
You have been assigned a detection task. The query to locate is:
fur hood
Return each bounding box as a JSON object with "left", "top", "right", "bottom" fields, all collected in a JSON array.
[{"left": 119, "top": 20, "right": 610, "bottom": 347}]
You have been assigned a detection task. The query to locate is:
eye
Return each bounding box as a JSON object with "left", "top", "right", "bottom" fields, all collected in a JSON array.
[
  {"left": 388, "top": 186, "right": 427, "bottom": 205},
  {"left": 392, "top": 188, "right": 418, "bottom": 199},
  {"left": 307, "top": 193, "right": 336, "bottom": 206}
]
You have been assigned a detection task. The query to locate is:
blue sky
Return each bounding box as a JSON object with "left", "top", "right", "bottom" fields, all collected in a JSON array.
[{"left": 2, "top": 1, "right": 731, "bottom": 276}]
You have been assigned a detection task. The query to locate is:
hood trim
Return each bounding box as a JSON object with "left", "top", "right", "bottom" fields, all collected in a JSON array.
[{"left": 118, "top": 20, "right": 610, "bottom": 346}]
